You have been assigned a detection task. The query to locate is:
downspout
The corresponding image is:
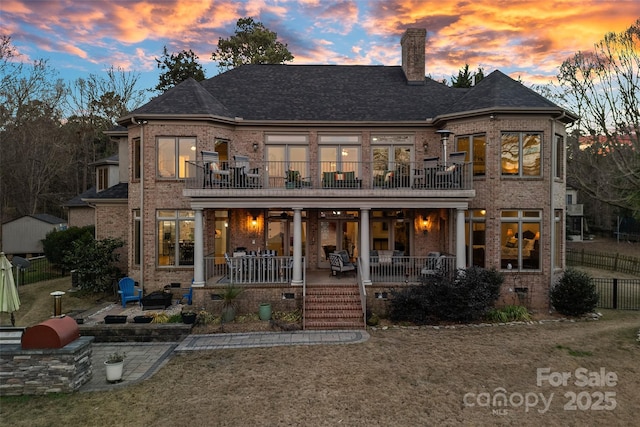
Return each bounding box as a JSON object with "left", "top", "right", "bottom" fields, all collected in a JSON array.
[
  {"left": 550, "top": 117, "right": 556, "bottom": 310},
  {"left": 549, "top": 111, "right": 565, "bottom": 308},
  {"left": 132, "top": 118, "right": 146, "bottom": 294}
]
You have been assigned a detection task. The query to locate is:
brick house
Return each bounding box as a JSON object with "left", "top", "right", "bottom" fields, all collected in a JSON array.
[{"left": 104, "top": 28, "right": 576, "bottom": 326}]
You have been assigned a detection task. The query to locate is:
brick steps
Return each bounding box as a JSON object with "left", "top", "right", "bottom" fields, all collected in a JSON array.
[{"left": 304, "top": 284, "right": 364, "bottom": 330}]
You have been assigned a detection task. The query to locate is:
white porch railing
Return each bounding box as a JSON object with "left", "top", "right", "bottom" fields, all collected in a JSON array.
[
  {"left": 204, "top": 256, "right": 303, "bottom": 285},
  {"left": 369, "top": 255, "right": 456, "bottom": 283}
]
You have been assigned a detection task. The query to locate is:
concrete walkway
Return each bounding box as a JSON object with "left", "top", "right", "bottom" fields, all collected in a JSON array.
[{"left": 81, "top": 330, "right": 369, "bottom": 392}]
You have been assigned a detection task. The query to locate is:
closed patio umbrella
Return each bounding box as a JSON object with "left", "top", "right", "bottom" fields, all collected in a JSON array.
[{"left": 0, "top": 252, "right": 20, "bottom": 326}]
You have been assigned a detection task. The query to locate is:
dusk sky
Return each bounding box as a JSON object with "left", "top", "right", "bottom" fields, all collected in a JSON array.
[{"left": 2, "top": 0, "right": 639, "bottom": 96}]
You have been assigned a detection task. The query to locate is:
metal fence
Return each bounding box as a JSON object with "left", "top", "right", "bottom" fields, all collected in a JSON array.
[
  {"left": 567, "top": 248, "right": 640, "bottom": 276},
  {"left": 13, "top": 256, "right": 67, "bottom": 286},
  {"left": 594, "top": 278, "right": 640, "bottom": 310}
]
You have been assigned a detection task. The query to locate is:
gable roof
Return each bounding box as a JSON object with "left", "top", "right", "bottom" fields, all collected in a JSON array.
[{"left": 122, "top": 66, "right": 576, "bottom": 124}]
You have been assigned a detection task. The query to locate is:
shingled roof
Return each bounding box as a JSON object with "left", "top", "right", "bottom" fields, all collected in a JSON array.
[
  {"left": 444, "top": 70, "right": 563, "bottom": 114},
  {"left": 125, "top": 65, "right": 573, "bottom": 123}
]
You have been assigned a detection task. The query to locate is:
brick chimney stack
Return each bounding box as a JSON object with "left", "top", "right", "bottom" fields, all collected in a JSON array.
[{"left": 401, "top": 28, "right": 426, "bottom": 85}]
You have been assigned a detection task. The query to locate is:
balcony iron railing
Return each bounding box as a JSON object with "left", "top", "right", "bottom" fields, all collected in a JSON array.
[{"left": 185, "top": 160, "right": 473, "bottom": 191}]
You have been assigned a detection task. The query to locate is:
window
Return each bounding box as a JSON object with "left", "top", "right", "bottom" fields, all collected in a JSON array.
[
  {"left": 157, "top": 210, "right": 195, "bottom": 267},
  {"left": 554, "top": 134, "right": 564, "bottom": 179},
  {"left": 265, "top": 135, "right": 309, "bottom": 186},
  {"left": 319, "top": 135, "right": 361, "bottom": 179},
  {"left": 372, "top": 135, "right": 413, "bottom": 187},
  {"left": 96, "top": 166, "right": 109, "bottom": 191},
  {"left": 501, "top": 132, "right": 542, "bottom": 176},
  {"left": 465, "top": 209, "right": 486, "bottom": 267},
  {"left": 554, "top": 209, "right": 562, "bottom": 269},
  {"left": 133, "top": 210, "right": 141, "bottom": 265},
  {"left": 501, "top": 210, "right": 541, "bottom": 270},
  {"left": 133, "top": 138, "right": 141, "bottom": 180},
  {"left": 157, "top": 137, "right": 196, "bottom": 179},
  {"left": 456, "top": 134, "right": 485, "bottom": 176}
]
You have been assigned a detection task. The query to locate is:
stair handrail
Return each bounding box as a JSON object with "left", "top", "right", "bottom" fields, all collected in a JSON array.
[
  {"left": 302, "top": 256, "right": 306, "bottom": 330},
  {"left": 357, "top": 257, "right": 366, "bottom": 328}
]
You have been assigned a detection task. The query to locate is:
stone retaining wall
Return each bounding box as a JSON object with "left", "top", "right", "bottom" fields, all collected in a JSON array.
[
  {"left": 79, "top": 323, "right": 192, "bottom": 342},
  {"left": 0, "top": 336, "right": 94, "bottom": 396}
]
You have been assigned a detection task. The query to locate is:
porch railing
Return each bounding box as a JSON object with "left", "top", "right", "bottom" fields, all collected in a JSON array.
[
  {"left": 203, "top": 255, "right": 455, "bottom": 285},
  {"left": 204, "top": 255, "right": 303, "bottom": 285},
  {"left": 186, "top": 160, "right": 473, "bottom": 191},
  {"left": 369, "top": 255, "right": 457, "bottom": 283}
]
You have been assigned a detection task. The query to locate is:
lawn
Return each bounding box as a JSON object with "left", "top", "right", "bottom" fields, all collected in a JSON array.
[
  {"left": 1, "top": 309, "right": 639, "bottom": 426},
  {"left": 1, "top": 238, "right": 639, "bottom": 425}
]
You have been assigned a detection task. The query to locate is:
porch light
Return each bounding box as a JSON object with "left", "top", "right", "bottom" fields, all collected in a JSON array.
[
  {"left": 422, "top": 217, "right": 429, "bottom": 235},
  {"left": 251, "top": 216, "right": 258, "bottom": 227},
  {"left": 252, "top": 142, "right": 259, "bottom": 152}
]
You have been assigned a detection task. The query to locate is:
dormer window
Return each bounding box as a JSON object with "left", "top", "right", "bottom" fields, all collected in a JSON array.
[{"left": 97, "top": 166, "right": 109, "bottom": 192}]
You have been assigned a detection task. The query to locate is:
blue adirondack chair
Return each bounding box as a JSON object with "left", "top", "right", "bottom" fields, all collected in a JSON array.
[
  {"left": 182, "top": 280, "right": 193, "bottom": 305},
  {"left": 117, "top": 277, "right": 142, "bottom": 308}
]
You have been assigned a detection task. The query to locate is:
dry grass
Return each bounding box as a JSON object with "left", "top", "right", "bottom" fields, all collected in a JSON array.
[
  {"left": 0, "top": 277, "right": 112, "bottom": 327},
  {"left": 2, "top": 239, "right": 639, "bottom": 425},
  {"left": 1, "top": 310, "right": 639, "bottom": 426}
]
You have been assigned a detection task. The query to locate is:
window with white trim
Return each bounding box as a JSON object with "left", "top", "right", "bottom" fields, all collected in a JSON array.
[
  {"left": 157, "top": 210, "right": 195, "bottom": 267},
  {"left": 265, "top": 135, "right": 309, "bottom": 184},
  {"left": 501, "top": 132, "right": 542, "bottom": 177},
  {"left": 157, "top": 137, "right": 196, "bottom": 179},
  {"left": 457, "top": 134, "right": 486, "bottom": 176},
  {"left": 501, "top": 210, "right": 541, "bottom": 270},
  {"left": 319, "top": 135, "right": 361, "bottom": 178},
  {"left": 465, "top": 209, "right": 486, "bottom": 267}
]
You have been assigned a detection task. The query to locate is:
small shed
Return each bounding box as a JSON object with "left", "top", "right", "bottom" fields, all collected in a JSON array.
[{"left": 1, "top": 214, "right": 67, "bottom": 256}]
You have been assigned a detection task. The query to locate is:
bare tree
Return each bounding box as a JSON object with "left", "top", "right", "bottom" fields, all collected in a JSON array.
[
  {"left": 0, "top": 37, "right": 70, "bottom": 218},
  {"left": 65, "top": 66, "right": 146, "bottom": 191},
  {"left": 557, "top": 19, "right": 640, "bottom": 217}
]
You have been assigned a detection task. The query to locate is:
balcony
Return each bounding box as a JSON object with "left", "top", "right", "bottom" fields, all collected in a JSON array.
[
  {"left": 184, "top": 160, "right": 474, "bottom": 198},
  {"left": 567, "top": 204, "right": 583, "bottom": 216}
]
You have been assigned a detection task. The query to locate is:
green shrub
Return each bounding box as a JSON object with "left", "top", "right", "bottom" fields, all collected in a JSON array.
[
  {"left": 389, "top": 266, "right": 504, "bottom": 323},
  {"left": 486, "top": 305, "right": 532, "bottom": 322},
  {"left": 62, "top": 237, "right": 124, "bottom": 292},
  {"left": 42, "top": 226, "right": 94, "bottom": 268},
  {"left": 550, "top": 268, "right": 599, "bottom": 316}
]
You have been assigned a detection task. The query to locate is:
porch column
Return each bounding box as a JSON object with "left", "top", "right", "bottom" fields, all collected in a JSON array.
[
  {"left": 193, "top": 208, "right": 205, "bottom": 287},
  {"left": 360, "top": 208, "right": 372, "bottom": 286},
  {"left": 291, "top": 207, "right": 303, "bottom": 286},
  {"left": 456, "top": 208, "right": 466, "bottom": 270}
]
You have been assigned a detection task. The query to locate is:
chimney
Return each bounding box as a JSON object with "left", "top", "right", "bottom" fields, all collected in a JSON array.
[{"left": 401, "top": 28, "right": 426, "bottom": 85}]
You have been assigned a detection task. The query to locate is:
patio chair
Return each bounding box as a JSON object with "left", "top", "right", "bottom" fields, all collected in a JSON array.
[
  {"left": 322, "top": 171, "right": 336, "bottom": 188},
  {"left": 421, "top": 252, "right": 444, "bottom": 278},
  {"left": 414, "top": 156, "right": 440, "bottom": 188},
  {"left": 202, "top": 151, "right": 230, "bottom": 188},
  {"left": 436, "top": 151, "right": 466, "bottom": 188},
  {"left": 286, "top": 170, "right": 311, "bottom": 188},
  {"left": 329, "top": 252, "right": 356, "bottom": 278},
  {"left": 233, "top": 155, "right": 260, "bottom": 187},
  {"left": 182, "top": 284, "right": 193, "bottom": 305},
  {"left": 117, "top": 277, "right": 142, "bottom": 308}
]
